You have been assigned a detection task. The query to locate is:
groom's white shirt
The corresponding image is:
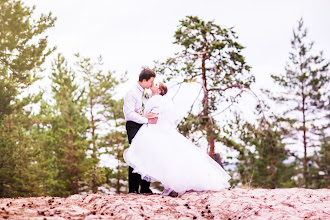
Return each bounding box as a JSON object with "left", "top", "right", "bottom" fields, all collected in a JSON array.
[{"left": 123, "top": 82, "right": 151, "bottom": 124}]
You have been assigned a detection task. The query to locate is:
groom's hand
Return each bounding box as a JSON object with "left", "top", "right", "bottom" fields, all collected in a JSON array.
[{"left": 148, "top": 117, "right": 158, "bottom": 124}]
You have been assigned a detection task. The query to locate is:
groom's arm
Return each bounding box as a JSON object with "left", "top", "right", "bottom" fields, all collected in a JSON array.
[{"left": 123, "top": 91, "right": 149, "bottom": 124}]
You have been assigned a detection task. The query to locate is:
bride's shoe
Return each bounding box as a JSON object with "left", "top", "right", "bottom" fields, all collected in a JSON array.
[
  {"left": 161, "top": 188, "right": 179, "bottom": 197},
  {"left": 161, "top": 188, "right": 173, "bottom": 196}
]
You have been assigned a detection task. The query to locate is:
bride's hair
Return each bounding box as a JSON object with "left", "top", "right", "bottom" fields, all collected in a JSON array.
[{"left": 159, "top": 82, "right": 167, "bottom": 96}]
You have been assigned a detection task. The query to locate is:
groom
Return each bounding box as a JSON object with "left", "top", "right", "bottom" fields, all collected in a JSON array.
[{"left": 123, "top": 68, "right": 158, "bottom": 194}]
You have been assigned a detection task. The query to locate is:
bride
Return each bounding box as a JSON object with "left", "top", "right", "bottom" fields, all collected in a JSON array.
[{"left": 124, "top": 82, "right": 231, "bottom": 196}]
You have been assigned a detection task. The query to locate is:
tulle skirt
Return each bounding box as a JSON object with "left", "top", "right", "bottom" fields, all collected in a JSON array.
[{"left": 124, "top": 123, "right": 231, "bottom": 195}]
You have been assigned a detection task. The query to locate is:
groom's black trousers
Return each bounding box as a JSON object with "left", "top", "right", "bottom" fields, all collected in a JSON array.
[{"left": 126, "top": 121, "right": 151, "bottom": 193}]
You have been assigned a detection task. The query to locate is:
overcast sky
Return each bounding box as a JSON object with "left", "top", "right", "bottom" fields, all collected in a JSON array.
[{"left": 26, "top": 0, "right": 330, "bottom": 86}]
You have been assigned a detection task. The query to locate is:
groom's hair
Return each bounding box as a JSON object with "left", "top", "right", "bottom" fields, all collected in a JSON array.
[{"left": 139, "top": 68, "right": 156, "bottom": 82}]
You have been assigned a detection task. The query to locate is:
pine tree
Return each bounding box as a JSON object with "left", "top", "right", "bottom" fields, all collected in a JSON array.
[
  {"left": 46, "top": 54, "right": 90, "bottom": 196},
  {"left": 74, "top": 54, "right": 122, "bottom": 193},
  {"left": 154, "top": 16, "right": 254, "bottom": 164},
  {"left": 267, "top": 18, "right": 330, "bottom": 187}
]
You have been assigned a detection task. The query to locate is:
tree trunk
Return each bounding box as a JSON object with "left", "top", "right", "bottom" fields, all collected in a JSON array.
[
  {"left": 8, "top": 116, "right": 12, "bottom": 135},
  {"left": 201, "top": 54, "right": 222, "bottom": 165},
  {"left": 208, "top": 130, "right": 215, "bottom": 156},
  {"left": 116, "top": 145, "right": 120, "bottom": 193},
  {"left": 90, "top": 96, "right": 98, "bottom": 193},
  {"left": 67, "top": 120, "right": 78, "bottom": 194},
  {"left": 302, "top": 93, "right": 308, "bottom": 186},
  {"left": 211, "top": 152, "right": 223, "bottom": 167},
  {"left": 201, "top": 54, "right": 211, "bottom": 154}
]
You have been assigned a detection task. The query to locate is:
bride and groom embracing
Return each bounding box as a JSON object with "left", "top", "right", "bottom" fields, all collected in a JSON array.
[{"left": 123, "top": 68, "right": 230, "bottom": 197}]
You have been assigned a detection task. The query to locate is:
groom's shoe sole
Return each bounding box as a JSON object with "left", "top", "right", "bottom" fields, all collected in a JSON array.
[{"left": 141, "top": 193, "right": 156, "bottom": 196}]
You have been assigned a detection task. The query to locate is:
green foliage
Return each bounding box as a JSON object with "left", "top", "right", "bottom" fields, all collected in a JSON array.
[
  {"left": 224, "top": 114, "right": 296, "bottom": 188},
  {"left": 155, "top": 16, "right": 253, "bottom": 108},
  {"left": 0, "top": 0, "right": 56, "bottom": 119}
]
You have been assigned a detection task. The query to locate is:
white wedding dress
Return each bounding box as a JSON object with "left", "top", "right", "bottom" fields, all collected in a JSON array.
[{"left": 124, "top": 95, "right": 231, "bottom": 195}]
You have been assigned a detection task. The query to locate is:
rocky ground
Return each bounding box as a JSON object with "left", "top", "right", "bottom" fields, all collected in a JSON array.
[{"left": 0, "top": 188, "right": 329, "bottom": 219}]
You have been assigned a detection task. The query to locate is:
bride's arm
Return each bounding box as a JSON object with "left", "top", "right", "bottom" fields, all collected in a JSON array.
[
  {"left": 143, "top": 112, "right": 158, "bottom": 118},
  {"left": 134, "top": 95, "right": 160, "bottom": 118},
  {"left": 144, "top": 95, "right": 161, "bottom": 115},
  {"left": 135, "top": 111, "right": 158, "bottom": 118}
]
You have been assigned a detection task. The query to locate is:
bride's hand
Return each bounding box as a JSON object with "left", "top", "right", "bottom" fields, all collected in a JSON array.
[
  {"left": 135, "top": 110, "right": 158, "bottom": 118},
  {"left": 143, "top": 112, "right": 158, "bottom": 118}
]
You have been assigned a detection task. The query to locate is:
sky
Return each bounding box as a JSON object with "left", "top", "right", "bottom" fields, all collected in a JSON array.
[
  {"left": 26, "top": 0, "right": 330, "bottom": 89},
  {"left": 24, "top": 0, "right": 330, "bottom": 165}
]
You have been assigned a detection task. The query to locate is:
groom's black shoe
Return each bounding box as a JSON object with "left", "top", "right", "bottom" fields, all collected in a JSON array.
[
  {"left": 130, "top": 190, "right": 140, "bottom": 194},
  {"left": 140, "top": 189, "right": 153, "bottom": 194}
]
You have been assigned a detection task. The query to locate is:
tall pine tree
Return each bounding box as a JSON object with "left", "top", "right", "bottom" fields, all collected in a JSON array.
[
  {"left": 267, "top": 18, "right": 329, "bottom": 187},
  {"left": 46, "top": 54, "right": 90, "bottom": 196},
  {"left": 75, "top": 54, "right": 123, "bottom": 193}
]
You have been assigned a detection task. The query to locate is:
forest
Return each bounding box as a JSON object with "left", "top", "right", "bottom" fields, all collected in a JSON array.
[{"left": 0, "top": 0, "right": 329, "bottom": 198}]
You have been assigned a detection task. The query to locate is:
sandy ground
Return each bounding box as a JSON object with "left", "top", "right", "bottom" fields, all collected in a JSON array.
[{"left": 0, "top": 188, "right": 329, "bottom": 219}]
